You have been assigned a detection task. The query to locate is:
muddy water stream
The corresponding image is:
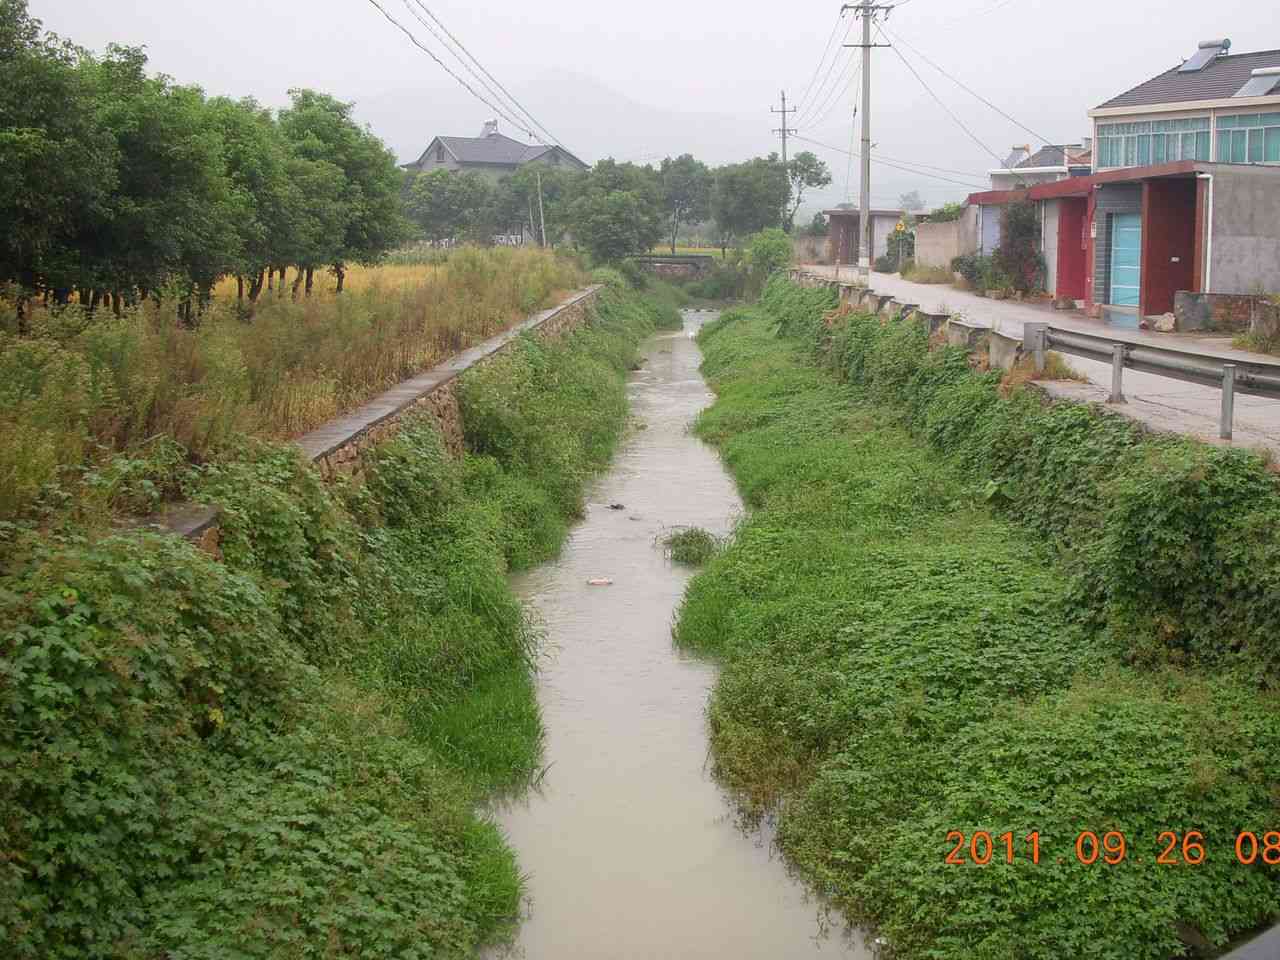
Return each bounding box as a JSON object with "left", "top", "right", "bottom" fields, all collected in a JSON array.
[{"left": 492, "top": 312, "right": 869, "bottom": 959}]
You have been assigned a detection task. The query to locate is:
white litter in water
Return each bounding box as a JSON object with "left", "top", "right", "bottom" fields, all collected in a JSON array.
[{"left": 587, "top": 578, "right": 614, "bottom": 587}]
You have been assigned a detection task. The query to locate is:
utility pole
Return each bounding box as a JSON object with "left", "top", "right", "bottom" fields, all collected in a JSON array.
[
  {"left": 842, "top": 2, "right": 893, "bottom": 280},
  {"left": 771, "top": 90, "right": 796, "bottom": 168},
  {"left": 536, "top": 169, "right": 548, "bottom": 248},
  {"left": 772, "top": 90, "right": 797, "bottom": 227}
]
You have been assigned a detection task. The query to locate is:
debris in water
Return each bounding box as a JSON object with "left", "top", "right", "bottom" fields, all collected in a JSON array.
[
  {"left": 608, "top": 503, "right": 626, "bottom": 511},
  {"left": 587, "top": 578, "right": 614, "bottom": 587}
]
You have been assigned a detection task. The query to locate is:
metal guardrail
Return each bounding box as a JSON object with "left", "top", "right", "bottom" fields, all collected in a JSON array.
[{"left": 1024, "top": 322, "right": 1280, "bottom": 441}]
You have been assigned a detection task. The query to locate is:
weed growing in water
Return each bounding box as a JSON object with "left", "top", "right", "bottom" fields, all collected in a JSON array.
[{"left": 661, "top": 526, "right": 720, "bottom": 565}]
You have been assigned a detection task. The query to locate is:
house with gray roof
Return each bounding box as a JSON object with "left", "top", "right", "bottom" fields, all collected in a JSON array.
[
  {"left": 401, "top": 120, "right": 589, "bottom": 183},
  {"left": 1090, "top": 39, "right": 1280, "bottom": 171},
  {"left": 987, "top": 143, "right": 1093, "bottom": 191}
]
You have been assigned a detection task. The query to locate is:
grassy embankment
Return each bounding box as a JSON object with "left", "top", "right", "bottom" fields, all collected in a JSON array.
[
  {"left": 676, "top": 278, "right": 1280, "bottom": 959},
  {"left": 0, "top": 246, "right": 584, "bottom": 523},
  {"left": 0, "top": 271, "right": 681, "bottom": 957}
]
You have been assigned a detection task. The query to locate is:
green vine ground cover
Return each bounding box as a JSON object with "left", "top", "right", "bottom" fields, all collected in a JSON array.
[
  {"left": 0, "top": 273, "right": 680, "bottom": 958},
  {"left": 675, "top": 279, "right": 1280, "bottom": 959}
]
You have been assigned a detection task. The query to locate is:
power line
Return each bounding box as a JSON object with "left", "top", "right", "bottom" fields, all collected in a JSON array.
[
  {"left": 876, "top": 22, "right": 1006, "bottom": 167},
  {"left": 880, "top": 23, "right": 1058, "bottom": 148},
  {"left": 798, "top": 47, "right": 861, "bottom": 131},
  {"left": 792, "top": 10, "right": 848, "bottom": 118},
  {"left": 794, "top": 16, "right": 860, "bottom": 126},
  {"left": 403, "top": 0, "right": 565, "bottom": 148},
  {"left": 363, "top": 0, "right": 537, "bottom": 139},
  {"left": 792, "top": 133, "right": 988, "bottom": 189}
]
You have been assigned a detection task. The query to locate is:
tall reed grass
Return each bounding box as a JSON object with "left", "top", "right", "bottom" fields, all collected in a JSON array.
[{"left": 0, "top": 247, "right": 585, "bottom": 520}]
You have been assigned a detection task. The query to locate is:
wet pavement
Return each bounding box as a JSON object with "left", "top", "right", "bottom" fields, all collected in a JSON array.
[{"left": 489, "top": 312, "right": 870, "bottom": 960}]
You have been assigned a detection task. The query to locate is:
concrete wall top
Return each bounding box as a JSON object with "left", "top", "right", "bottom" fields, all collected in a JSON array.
[{"left": 296, "top": 285, "right": 602, "bottom": 462}]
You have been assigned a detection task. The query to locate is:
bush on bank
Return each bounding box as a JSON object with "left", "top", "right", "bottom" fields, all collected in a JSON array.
[
  {"left": 0, "top": 280, "right": 673, "bottom": 957},
  {"left": 676, "top": 287, "right": 1280, "bottom": 959}
]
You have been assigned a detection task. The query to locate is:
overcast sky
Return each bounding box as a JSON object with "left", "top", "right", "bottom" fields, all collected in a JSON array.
[{"left": 31, "top": 0, "right": 1277, "bottom": 210}]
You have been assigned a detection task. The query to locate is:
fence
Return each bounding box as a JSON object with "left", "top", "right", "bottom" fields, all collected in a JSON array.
[{"left": 1024, "top": 322, "right": 1280, "bottom": 440}]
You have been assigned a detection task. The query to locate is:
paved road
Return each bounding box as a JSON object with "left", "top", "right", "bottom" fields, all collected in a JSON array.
[{"left": 801, "top": 266, "right": 1280, "bottom": 456}]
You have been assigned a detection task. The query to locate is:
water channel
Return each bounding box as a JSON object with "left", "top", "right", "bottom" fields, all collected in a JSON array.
[{"left": 491, "top": 311, "right": 870, "bottom": 959}]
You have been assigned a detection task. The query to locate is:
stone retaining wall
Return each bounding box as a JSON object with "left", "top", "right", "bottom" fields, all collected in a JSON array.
[{"left": 160, "top": 285, "right": 602, "bottom": 547}]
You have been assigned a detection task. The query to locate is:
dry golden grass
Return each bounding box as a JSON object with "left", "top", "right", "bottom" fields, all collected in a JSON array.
[{"left": 1, "top": 247, "right": 587, "bottom": 519}]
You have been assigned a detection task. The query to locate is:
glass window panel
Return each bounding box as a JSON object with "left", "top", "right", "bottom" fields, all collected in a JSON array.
[
  {"left": 1137, "top": 135, "right": 1151, "bottom": 164},
  {"left": 1232, "top": 130, "right": 1248, "bottom": 162},
  {"left": 1153, "top": 135, "right": 1167, "bottom": 163},
  {"left": 1125, "top": 138, "right": 1137, "bottom": 166},
  {"left": 1196, "top": 132, "right": 1211, "bottom": 159},
  {"left": 1266, "top": 128, "right": 1280, "bottom": 163},
  {"left": 1249, "top": 129, "right": 1265, "bottom": 162},
  {"left": 1182, "top": 132, "right": 1197, "bottom": 158}
]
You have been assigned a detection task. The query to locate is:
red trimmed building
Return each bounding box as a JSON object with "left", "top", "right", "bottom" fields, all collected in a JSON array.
[{"left": 967, "top": 39, "right": 1280, "bottom": 319}]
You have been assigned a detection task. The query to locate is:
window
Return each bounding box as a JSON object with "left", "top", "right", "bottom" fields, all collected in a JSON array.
[
  {"left": 1217, "top": 113, "right": 1280, "bottom": 164},
  {"left": 1096, "top": 117, "right": 1211, "bottom": 169},
  {"left": 436, "top": 144, "right": 445, "bottom": 162}
]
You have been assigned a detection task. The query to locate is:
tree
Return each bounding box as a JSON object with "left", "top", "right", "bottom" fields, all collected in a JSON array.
[
  {"left": 660, "top": 154, "right": 711, "bottom": 254},
  {"left": 278, "top": 89, "right": 408, "bottom": 293},
  {"left": 406, "top": 169, "right": 493, "bottom": 244},
  {"left": 711, "top": 157, "right": 789, "bottom": 254},
  {"left": 899, "top": 190, "right": 925, "bottom": 213},
  {"left": 745, "top": 228, "right": 793, "bottom": 292},
  {"left": 805, "top": 211, "right": 829, "bottom": 237},
  {"left": 784, "top": 151, "right": 831, "bottom": 232},
  {"left": 496, "top": 164, "right": 583, "bottom": 245},
  {"left": 569, "top": 190, "right": 663, "bottom": 263}
]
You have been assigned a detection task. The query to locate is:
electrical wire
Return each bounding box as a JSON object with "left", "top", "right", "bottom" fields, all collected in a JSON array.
[
  {"left": 880, "top": 23, "right": 1058, "bottom": 148},
  {"left": 363, "top": 0, "right": 538, "bottom": 139},
  {"left": 794, "top": 15, "right": 860, "bottom": 126},
  {"left": 799, "top": 48, "right": 862, "bottom": 131},
  {"left": 875, "top": 22, "right": 1006, "bottom": 167},
  {"left": 792, "top": 9, "right": 849, "bottom": 118},
  {"left": 792, "top": 133, "right": 988, "bottom": 189},
  {"left": 404, "top": 0, "right": 565, "bottom": 148}
]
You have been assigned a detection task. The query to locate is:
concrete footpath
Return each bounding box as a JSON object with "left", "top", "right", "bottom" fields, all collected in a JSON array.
[{"left": 801, "top": 265, "right": 1280, "bottom": 456}]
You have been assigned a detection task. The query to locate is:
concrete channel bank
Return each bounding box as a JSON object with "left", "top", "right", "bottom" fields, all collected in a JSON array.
[{"left": 154, "top": 285, "right": 602, "bottom": 552}]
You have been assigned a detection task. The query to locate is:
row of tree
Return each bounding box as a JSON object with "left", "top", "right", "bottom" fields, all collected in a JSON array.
[
  {"left": 404, "top": 149, "right": 833, "bottom": 263},
  {"left": 1, "top": 0, "right": 408, "bottom": 323},
  {"left": 1, "top": 0, "right": 835, "bottom": 321}
]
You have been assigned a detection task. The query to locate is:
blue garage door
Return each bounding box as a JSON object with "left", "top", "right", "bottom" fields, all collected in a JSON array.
[{"left": 1109, "top": 214, "right": 1141, "bottom": 307}]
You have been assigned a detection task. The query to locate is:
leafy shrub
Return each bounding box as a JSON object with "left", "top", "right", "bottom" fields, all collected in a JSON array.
[
  {"left": 675, "top": 286, "right": 1280, "bottom": 959},
  {"left": 0, "top": 280, "right": 669, "bottom": 956}
]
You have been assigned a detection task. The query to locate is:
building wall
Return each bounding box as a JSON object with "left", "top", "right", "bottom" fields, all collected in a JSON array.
[
  {"left": 1140, "top": 179, "right": 1198, "bottom": 315},
  {"left": 914, "top": 206, "right": 979, "bottom": 269},
  {"left": 1091, "top": 183, "right": 1143, "bottom": 305},
  {"left": 1041, "top": 199, "right": 1060, "bottom": 295},
  {"left": 1209, "top": 165, "right": 1280, "bottom": 293}
]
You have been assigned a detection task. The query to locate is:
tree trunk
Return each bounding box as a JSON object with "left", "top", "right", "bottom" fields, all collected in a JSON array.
[
  {"left": 334, "top": 264, "right": 345, "bottom": 294},
  {"left": 305, "top": 267, "right": 314, "bottom": 297},
  {"left": 267, "top": 269, "right": 275, "bottom": 293},
  {"left": 248, "top": 269, "right": 265, "bottom": 303},
  {"left": 671, "top": 217, "right": 679, "bottom": 256},
  {"left": 15, "top": 295, "right": 29, "bottom": 335},
  {"left": 291, "top": 268, "right": 304, "bottom": 301},
  {"left": 112, "top": 291, "right": 123, "bottom": 318},
  {"left": 236, "top": 275, "right": 244, "bottom": 301}
]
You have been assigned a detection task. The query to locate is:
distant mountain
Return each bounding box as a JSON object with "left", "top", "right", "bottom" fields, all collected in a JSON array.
[
  {"left": 352, "top": 66, "right": 768, "bottom": 168},
  {"left": 350, "top": 67, "right": 953, "bottom": 216}
]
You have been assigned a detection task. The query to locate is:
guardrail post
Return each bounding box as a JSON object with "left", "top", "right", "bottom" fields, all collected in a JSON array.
[
  {"left": 1110, "top": 344, "right": 1127, "bottom": 404},
  {"left": 1023, "top": 323, "right": 1048, "bottom": 374},
  {"left": 1221, "top": 364, "right": 1237, "bottom": 440}
]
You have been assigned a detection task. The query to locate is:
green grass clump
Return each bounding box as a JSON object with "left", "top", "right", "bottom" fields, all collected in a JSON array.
[
  {"left": 676, "top": 297, "right": 1280, "bottom": 959},
  {"left": 0, "top": 282, "right": 663, "bottom": 957},
  {"left": 662, "top": 526, "right": 720, "bottom": 565}
]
